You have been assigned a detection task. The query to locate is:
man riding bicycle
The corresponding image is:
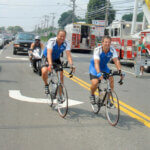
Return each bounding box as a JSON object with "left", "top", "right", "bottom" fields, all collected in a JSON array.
[
  {"left": 89, "top": 35, "right": 122, "bottom": 104},
  {"left": 41, "top": 29, "right": 75, "bottom": 95}
]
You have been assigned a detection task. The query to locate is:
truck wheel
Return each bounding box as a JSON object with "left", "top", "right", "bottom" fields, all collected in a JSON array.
[{"left": 144, "top": 66, "right": 150, "bottom": 73}]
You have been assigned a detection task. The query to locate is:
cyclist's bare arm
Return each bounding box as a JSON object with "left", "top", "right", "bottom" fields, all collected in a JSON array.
[
  {"left": 94, "top": 59, "right": 103, "bottom": 80},
  {"left": 47, "top": 48, "right": 53, "bottom": 71},
  {"left": 66, "top": 50, "right": 75, "bottom": 72},
  {"left": 66, "top": 50, "right": 73, "bottom": 65},
  {"left": 113, "top": 57, "right": 121, "bottom": 71},
  {"left": 40, "top": 43, "right": 44, "bottom": 50},
  {"left": 30, "top": 43, "right": 35, "bottom": 50},
  {"left": 94, "top": 59, "right": 100, "bottom": 73}
]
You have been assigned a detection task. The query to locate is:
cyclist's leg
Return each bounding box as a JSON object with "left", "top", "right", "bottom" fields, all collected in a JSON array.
[
  {"left": 103, "top": 66, "right": 114, "bottom": 91},
  {"left": 41, "top": 66, "right": 48, "bottom": 85},
  {"left": 89, "top": 74, "right": 99, "bottom": 104},
  {"left": 109, "top": 76, "right": 114, "bottom": 91},
  {"left": 41, "top": 56, "right": 49, "bottom": 84},
  {"left": 28, "top": 51, "right": 33, "bottom": 66},
  {"left": 41, "top": 56, "right": 49, "bottom": 94},
  {"left": 60, "top": 71, "right": 64, "bottom": 84}
]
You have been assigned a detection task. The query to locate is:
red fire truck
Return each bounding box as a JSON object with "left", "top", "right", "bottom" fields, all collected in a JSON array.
[
  {"left": 105, "top": 20, "right": 145, "bottom": 60},
  {"left": 65, "top": 22, "right": 96, "bottom": 51},
  {"left": 105, "top": 20, "right": 150, "bottom": 72}
]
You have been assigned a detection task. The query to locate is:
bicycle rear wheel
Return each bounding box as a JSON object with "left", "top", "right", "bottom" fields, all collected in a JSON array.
[
  {"left": 56, "top": 84, "right": 68, "bottom": 118},
  {"left": 105, "top": 91, "right": 120, "bottom": 126}
]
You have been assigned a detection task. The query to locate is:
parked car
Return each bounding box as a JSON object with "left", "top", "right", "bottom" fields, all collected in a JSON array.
[
  {"left": 3, "top": 34, "right": 9, "bottom": 45},
  {"left": 13, "top": 32, "right": 35, "bottom": 55},
  {"left": 0, "top": 34, "right": 5, "bottom": 49}
]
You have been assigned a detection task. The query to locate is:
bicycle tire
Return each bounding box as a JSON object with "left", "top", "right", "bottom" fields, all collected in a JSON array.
[
  {"left": 105, "top": 90, "right": 120, "bottom": 126},
  {"left": 56, "top": 84, "right": 68, "bottom": 118}
]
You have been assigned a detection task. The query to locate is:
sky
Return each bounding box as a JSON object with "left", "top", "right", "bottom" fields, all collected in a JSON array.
[{"left": 0, "top": 0, "right": 137, "bottom": 32}]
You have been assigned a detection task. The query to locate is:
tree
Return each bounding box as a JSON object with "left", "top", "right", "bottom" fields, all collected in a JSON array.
[
  {"left": 122, "top": 13, "right": 133, "bottom": 21},
  {"left": 86, "top": 0, "right": 116, "bottom": 25},
  {"left": 58, "top": 10, "right": 79, "bottom": 28},
  {"left": 7, "top": 26, "right": 23, "bottom": 34},
  {"left": 122, "top": 12, "right": 144, "bottom": 22},
  {"left": 137, "top": 12, "right": 144, "bottom": 22},
  {"left": 0, "top": 27, "right": 5, "bottom": 33}
]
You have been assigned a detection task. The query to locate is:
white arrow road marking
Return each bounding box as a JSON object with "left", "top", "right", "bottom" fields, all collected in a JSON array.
[
  {"left": 6, "top": 56, "right": 28, "bottom": 61},
  {"left": 9, "top": 90, "right": 84, "bottom": 107}
]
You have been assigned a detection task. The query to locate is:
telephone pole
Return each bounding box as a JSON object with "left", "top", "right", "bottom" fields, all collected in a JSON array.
[
  {"left": 104, "top": 0, "right": 110, "bottom": 28},
  {"left": 71, "top": 0, "right": 76, "bottom": 23},
  {"left": 49, "top": 13, "right": 55, "bottom": 34}
]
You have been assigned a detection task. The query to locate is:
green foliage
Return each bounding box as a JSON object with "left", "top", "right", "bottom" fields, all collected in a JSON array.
[
  {"left": 41, "top": 32, "right": 56, "bottom": 42},
  {"left": 0, "top": 27, "right": 5, "bottom": 33},
  {"left": 86, "top": 0, "right": 115, "bottom": 25},
  {"left": 137, "top": 12, "right": 144, "bottom": 22},
  {"left": 122, "top": 13, "right": 133, "bottom": 21},
  {"left": 122, "top": 12, "right": 144, "bottom": 22},
  {"left": 7, "top": 26, "right": 24, "bottom": 34},
  {"left": 58, "top": 10, "right": 83, "bottom": 28},
  {"left": 58, "top": 10, "right": 73, "bottom": 28}
]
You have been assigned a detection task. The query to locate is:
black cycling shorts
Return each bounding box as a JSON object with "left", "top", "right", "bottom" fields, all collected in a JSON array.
[
  {"left": 89, "top": 73, "right": 98, "bottom": 80},
  {"left": 41, "top": 56, "right": 63, "bottom": 71}
]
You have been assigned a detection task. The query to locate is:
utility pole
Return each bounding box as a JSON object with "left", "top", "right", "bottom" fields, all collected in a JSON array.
[
  {"left": 50, "top": 13, "right": 55, "bottom": 34},
  {"left": 104, "top": 0, "right": 110, "bottom": 28},
  {"left": 71, "top": 0, "right": 76, "bottom": 23},
  {"left": 131, "top": 0, "right": 138, "bottom": 34}
]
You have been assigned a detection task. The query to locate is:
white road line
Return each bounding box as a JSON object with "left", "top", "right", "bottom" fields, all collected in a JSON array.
[
  {"left": 6, "top": 56, "right": 28, "bottom": 61},
  {"left": 111, "top": 66, "right": 135, "bottom": 75},
  {"left": 9, "top": 90, "right": 84, "bottom": 107}
]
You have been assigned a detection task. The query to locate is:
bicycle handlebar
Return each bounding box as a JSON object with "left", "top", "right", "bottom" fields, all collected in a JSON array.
[
  {"left": 52, "top": 61, "right": 74, "bottom": 78},
  {"left": 101, "top": 71, "right": 125, "bottom": 85}
]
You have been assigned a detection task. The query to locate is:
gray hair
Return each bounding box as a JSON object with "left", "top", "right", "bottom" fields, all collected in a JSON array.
[
  {"left": 57, "top": 29, "right": 66, "bottom": 35},
  {"left": 102, "top": 35, "right": 111, "bottom": 42}
]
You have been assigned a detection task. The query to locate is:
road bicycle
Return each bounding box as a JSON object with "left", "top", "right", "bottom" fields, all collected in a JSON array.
[
  {"left": 47, "top": 61, "right": 73, "bottom": 118},
  {"left": 91, "top": 71, "right": 124, "bottom": 126}
]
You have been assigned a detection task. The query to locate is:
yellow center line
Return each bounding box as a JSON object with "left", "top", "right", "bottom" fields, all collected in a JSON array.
[{"left": 64, "top": 71, "right": 150, "bottom": 128}]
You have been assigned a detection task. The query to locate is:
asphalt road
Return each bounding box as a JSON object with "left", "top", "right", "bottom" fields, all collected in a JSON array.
[{"left": 0, "top": 43, "right": 150, "bottom": 150}]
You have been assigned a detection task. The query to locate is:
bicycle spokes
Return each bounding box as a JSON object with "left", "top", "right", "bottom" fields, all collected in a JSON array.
[
  {"left": 56, "top": 85, "right": 68, "bottom": 118},
  {"left": 105, "top": 91, "right": 120, "bottom": 126}
]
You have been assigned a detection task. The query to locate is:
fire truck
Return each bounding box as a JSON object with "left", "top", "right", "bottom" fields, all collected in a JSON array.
[
  {"left": 65, "top": 22, "right": 96, "bottom": 51},
  {"left": 105, "top": 20, "right": 144, "bottom": 60},
  {"left": 105, "top": 20, "right": 150, "bottom": 73}
]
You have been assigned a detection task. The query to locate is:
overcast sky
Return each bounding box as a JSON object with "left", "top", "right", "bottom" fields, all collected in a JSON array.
[{"left": 0, "top": 0, "right": 135, "bottom": 32}]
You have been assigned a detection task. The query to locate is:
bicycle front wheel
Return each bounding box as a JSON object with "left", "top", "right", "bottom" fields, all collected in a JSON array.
[
  {"left": 105, "top": 91, "right": 120, "bottom": 126},
  {"left": 56, "top": 84, "right": 68, "bottom": 118}
]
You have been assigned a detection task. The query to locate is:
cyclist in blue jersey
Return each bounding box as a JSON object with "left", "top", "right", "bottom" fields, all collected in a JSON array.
[
  {"left": 89, "top": 35, "right": 122, "bottom": 104},
  {"left": 41, "top": 30, "right": 75, "bottom": 94}
]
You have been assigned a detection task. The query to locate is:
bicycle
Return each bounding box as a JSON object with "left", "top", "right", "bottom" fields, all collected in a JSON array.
[
  {"left": 47, "top": 61, "right": 74, "bottom": 118},
  {"left": 91, "top": 71, "right": 125, "bottom": 126}
]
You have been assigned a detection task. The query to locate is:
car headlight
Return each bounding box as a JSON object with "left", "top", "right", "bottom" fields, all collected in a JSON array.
[{"left": 14, "top": 41, "right": 20, "bottom": 47}]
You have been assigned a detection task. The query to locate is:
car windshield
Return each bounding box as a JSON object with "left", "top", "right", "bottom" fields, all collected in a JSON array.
[{"left": 17, "top": 33, "right": 35, "bottom": 40}]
